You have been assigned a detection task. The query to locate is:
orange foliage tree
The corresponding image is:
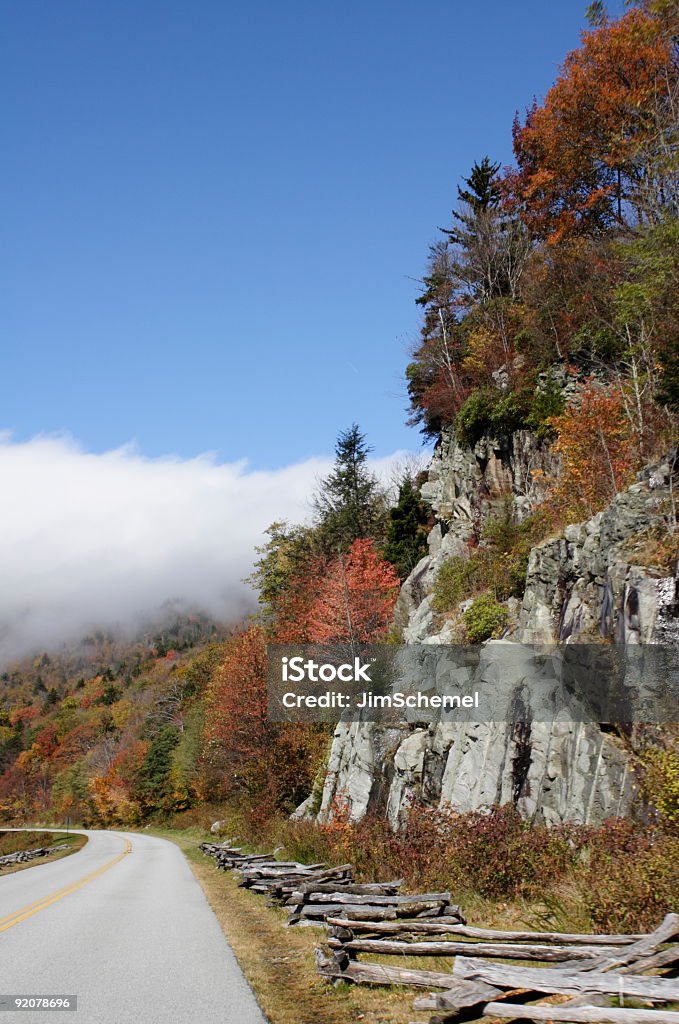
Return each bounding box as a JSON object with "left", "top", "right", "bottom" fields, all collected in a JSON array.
[
  {"left": 203, "top": 626, "right": 271, "bottom": 795},
  {"left": 271, "top": 554, "right": 326, "bottom": 644},
  {"left": 203, "top": 540, "right": 400, "bottom": 820},
  {"left": 309, "top": 538, "right": 400, "bottom": 643},
  {"left": 202, "top": 626, "right": 326, "bottom": 820},
  {"left": 510, "top": 8, "right": 676, "bottom": 240},
  {"left": 547, "top": 381, "right": 639, "bottom": 521}
]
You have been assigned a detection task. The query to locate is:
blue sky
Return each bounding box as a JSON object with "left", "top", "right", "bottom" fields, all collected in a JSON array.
[{"left": 4, "top": 0, "right": 626, "bottom": 469}]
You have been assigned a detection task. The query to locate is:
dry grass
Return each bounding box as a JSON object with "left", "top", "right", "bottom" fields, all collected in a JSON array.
[{"left": 620, "top": 525, "right": 676, "bottom": 573}]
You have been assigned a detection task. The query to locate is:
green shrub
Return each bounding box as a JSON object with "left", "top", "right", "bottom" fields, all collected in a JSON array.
[
  {"left": 433, "top": 557, "right": 480, "bottom": 611},
  {"left": 491, "top": 390, "right": 532, "bottom": 435},
  {"left": 527, "top": 375, "right": 565, "bottom": 439},
  {"left": 455, "top": 387, "right": 534, "bottom": 445},
  {"left": 463, "top": 593, "right": 508, "bottom": 642},
  {"left": 432, "top": 507, "right": 547, "bottom": 614},
  {"left": 455, "top": 389, "right": 498, "bottom": 444}
]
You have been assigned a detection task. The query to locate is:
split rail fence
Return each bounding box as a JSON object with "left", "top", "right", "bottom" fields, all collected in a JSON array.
[{"left": 200, "top": 841, "right": 679, "bottom": 1024}]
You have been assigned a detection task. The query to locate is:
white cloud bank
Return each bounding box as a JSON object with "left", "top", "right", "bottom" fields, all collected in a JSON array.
[{"left": 0, "top": 433, "right": 416, "bottom": 665}]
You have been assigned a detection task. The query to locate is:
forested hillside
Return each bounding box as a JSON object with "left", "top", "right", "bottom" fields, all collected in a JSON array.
[{"left": 0, "top": 613, "right": 227, "bottom": 822}]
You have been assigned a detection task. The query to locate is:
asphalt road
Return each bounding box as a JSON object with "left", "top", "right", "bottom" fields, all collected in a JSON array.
[{"left": 0, "top": 830, "right": 268, "bottom": 1024}]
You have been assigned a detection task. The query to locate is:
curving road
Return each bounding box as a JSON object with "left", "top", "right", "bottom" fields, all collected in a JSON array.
[{"left": 0, "top": 830, "right": 267, "bottom": 1023}]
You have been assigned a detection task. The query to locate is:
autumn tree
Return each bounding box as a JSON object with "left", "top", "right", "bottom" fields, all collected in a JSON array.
[
  {"left": 510, "top": 8, "right": 678, "bottom": 240},
  {"left": 248, "top": 520, "right": 319, "bottom": 623},
  {"left": 406, "top": 238, "right": 469, "bottom": 436},
  {"left": 202, "top": 626, "right": 326, "bottom": 818},
  {"left": 51, "top": 762, "right": 90, "bottom": 822},
  {"left": 547, "top": 382, "right": 639, "bottom": 521},
  {"left": 407, "top": 159, "right": 530, "bottom": 436},
  {"left": 309, "top": 539, "right": 400, "bottom": 644}
]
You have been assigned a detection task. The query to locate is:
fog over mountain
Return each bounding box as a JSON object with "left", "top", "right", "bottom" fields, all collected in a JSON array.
[{"left": 0, "top": 433, "right": 413, "bottom": 665}]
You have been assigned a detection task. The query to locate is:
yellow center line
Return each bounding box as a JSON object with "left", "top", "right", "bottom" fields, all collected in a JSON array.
[{"left": 0, "top": 837, "right": 132, "bottom": 932}]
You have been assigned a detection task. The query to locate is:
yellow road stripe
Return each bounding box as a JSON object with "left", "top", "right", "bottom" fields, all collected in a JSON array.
[{"left": 0, "top": 837, "right": 132, "bottom": 932}]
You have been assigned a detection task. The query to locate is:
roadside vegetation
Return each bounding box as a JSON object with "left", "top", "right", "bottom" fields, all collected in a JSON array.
[{"left": 0, "top": 830, "right": 87, "bottom": 875}]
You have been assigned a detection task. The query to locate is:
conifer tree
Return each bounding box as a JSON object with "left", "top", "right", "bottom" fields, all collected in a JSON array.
[
  {"left": 383, "top": 477, "right": 430, "bottom": 580},
  {"left": 443, "top": 156, "right": 529, "bottom": 302},
  {"left": 313, "top": 424, "right": 386, "bottom": 555}
]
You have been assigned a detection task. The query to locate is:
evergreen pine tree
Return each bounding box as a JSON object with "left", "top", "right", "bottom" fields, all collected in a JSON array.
[
  {"left": 455, "top": 156, "right": 502, "bottom": 213},
  {"left": 313, "top": 424, "right": 386, "bottom": 555},
  {"left": 442, "top": 156, "right": 528, "bottom": 302},
  {"left": 383, "top": 477, "right": 430, "bottom": 580}
]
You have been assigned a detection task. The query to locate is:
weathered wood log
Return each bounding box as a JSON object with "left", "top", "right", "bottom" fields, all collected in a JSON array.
[
  {"left": 240, "top": 874, "right": 307, "bottom": 887},
  {"left": 419, "top": 990, "right": 611, "bottom": 1022},
  {"left": 200, "top": 843, "right": 243, "bottom": 853},
  {"left": 302, "top": 890, "right": 452, "bottom": 907},
  {"left": 267, "top": 878, "right": 357, "bottom": 903},
  {"left": 326, "top": 937, "right": 621, "bottom": 961},
  {"left": 295, "top": 862, "right": 353, "bottom": 877},
  {"left": 411, "top": 979, "right": 504, "bottom": 1012},
  {"left": 261, "top": 865, "right": 352, "bottom": 883},
  {"left": 315, "top": 946, "right": 457, "bottom": 989},
  {"left": 453, "top": 957, "right": 679, "bottom": 1002},
  {"left": 245, "top": 873, "right": 341, "bottom": 888},
  {"left": 244, "top": 860, "right": 327, "bottom": 870},
  {"left": 429, "top": 925, "right": 644, "bottom": 946},
  {"left": 238, "top": 868, "right": 338, "bottom": 887},
  {"left": 216, "top": 856, "right": 274, "bottom": 870},
  {"left": 617, "top": 945, "right": 679, "bottom": 975},
  {"left": 293, "top": 878, "right": 403, "bottom": 897},
  {"left": 324, "top": 914, "right": 467, "bottom": 934},
  {"left": 558, "top": 915, "right": 679, "bottom": 974},
  {"left": 286, "top": 885, "right": 406, "bottom": 904},
  {"left": 237, "top": 863, "right": 325, "bottom": 878},
  {"left": 222, "top": 853, "right": 272, "bottom": 863},
  {"left": 296, "top": 899, "right": 449, "bottom": 921},
  {"left": 276, "top": 874, "right": 355, "bottom": 892},
  {"left": 295, "top": 904, "right": 398, "bottom": 922},
  {"left": 285, "top": 884, "right": 401, "bottom": 903},
  {"left": 481, "top": 1001, "right": 679, "bottom": 1024}
]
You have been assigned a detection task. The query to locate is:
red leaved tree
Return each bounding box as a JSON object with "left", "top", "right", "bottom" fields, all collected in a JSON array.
[
  {"left": 202, "top": 625, "right": 326, "bottom": 821},
  {"left": 309, "top": 538, "right": 400, "bottom": 643}
]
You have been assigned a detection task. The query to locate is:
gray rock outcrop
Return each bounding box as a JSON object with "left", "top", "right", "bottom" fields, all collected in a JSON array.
[{"left": 317, "top": 435, "right": 677, "bottom": 828}]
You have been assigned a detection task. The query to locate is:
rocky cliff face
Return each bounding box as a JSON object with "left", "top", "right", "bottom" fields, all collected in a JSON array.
[{"left": 317, "top": 432, "right": 678, "bottom": 828}]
